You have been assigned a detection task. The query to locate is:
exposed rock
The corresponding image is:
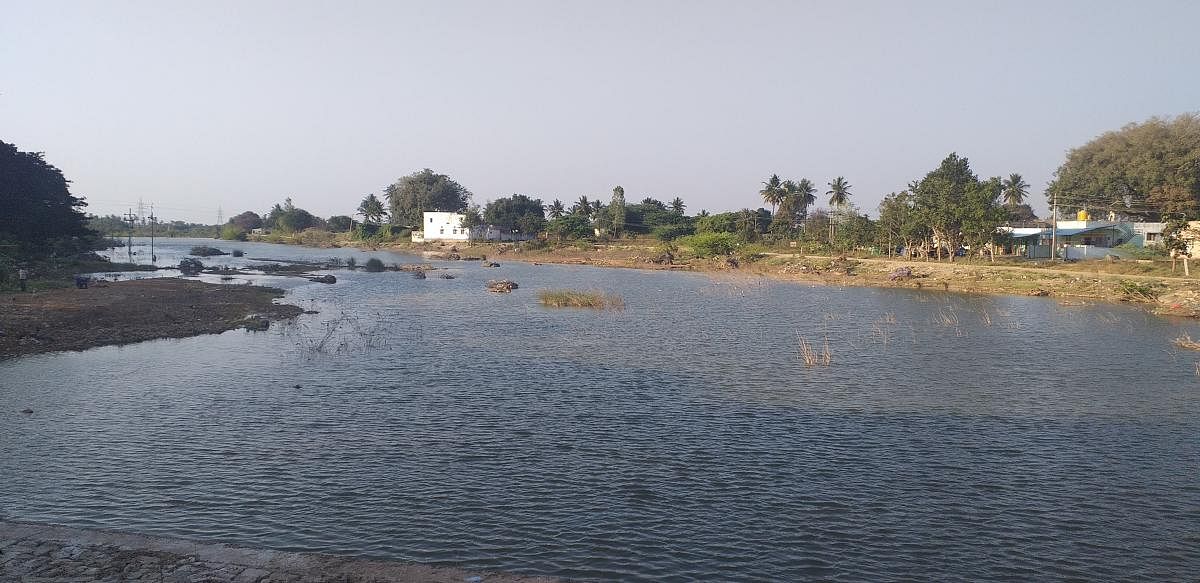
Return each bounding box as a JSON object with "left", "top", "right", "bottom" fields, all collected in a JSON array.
[
  {"left": 486, "top": 279, "right": 519, "bottom": 293},
  {"left": 309, "top": 274, "right": 337, "bottom": 284},
  {"left": 412, "top": 271, "right": 427, "bottom": 279},
  {"left": 438, "top": 273, "right": 456, "bottom": 279},
  {"left": 1028, "top": 288, "right": 1051, "bottom": 297},
  {"left": 888, "top": 266, "right": 914, "bottom": 281}
]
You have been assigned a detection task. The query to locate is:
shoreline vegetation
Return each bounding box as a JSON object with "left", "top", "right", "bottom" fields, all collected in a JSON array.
[
  {"left": 244, "top": 233, "right": 1200, "bottom": 318},
  {"left": 0, "top": 279, "right": 302, "bottom": 358}
]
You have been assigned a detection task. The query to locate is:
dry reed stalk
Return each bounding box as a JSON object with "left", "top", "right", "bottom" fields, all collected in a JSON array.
[{"left": 1173, "top": 333, "right": 1200, "bottom": 352}]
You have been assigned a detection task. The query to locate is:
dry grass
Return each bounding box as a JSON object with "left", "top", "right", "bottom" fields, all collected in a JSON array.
[
  {"left": 798, "top": 336, "right": 832, "bottom": 367},
  {"left": 1173, "top": 333, "right": 1200, "bottom": 351},
  {"left": 537, "top": 289, "right": 625, "bottom": 309}
]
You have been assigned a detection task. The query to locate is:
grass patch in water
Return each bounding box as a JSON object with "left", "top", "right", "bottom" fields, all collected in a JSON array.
[{"left": 537, "top": 289, "right": 624, "bottom": 310}]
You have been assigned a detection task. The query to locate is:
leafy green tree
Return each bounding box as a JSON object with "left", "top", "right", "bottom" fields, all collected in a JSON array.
[
  {"left": 913, "top": 153, "right": 1007, "bottom": 261},
  {"left": 546, "top": 214, "right": 592, "bottom": 241},
  {"left": 1006, "top": 203, "right": 1038, "bottom": 223},
  {"left": 1002, "top": 173, "right": 1029, "bottom": 207},
  {"left": 835, "top": 210, "right": 878, "bottom": 251},
  {"left": 760, "top": 174, "right": 785, "bottom": 214},
  {"left": 357, "top": 193, "right": 386, "bottom": 225},
  {"left": 0, "top": 140, "right": 99, "bottom": 257},
  {"left": 484, "top": 195, "right": 545, "bottom": 236},
  {"left": 670, "top": 197, "right": 686, "bottom": 215},
  {"left": 327, "top": 215, "right": 353, "bottom": 232},
  {"left": 695, "top": 211, "right": 738, "bottom": 234},
  {"left": 610, "top": 186, "right": 627, "bottom": 237},
  {"left": 267, "top": 198, "right": 320, "bottom": 232},
  {"left": 229, "top": 211, "right": 263, "bottom": 231},
  {"left": 383, "top": 169, "right": 471, "bottom": 227},
  {"left": 878, "top": 191, "right": 929, "bottom": 256},
  {"left": 1047, "top": 113, "right": 1200, "bottom": 219},
  {"left": 547, "top": 199, "right": 566, "bottom": 219}
]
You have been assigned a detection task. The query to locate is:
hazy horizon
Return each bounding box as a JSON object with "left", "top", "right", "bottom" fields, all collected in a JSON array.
[{"left": 3, "top": 0, "right": 1198, "bottom": 224}]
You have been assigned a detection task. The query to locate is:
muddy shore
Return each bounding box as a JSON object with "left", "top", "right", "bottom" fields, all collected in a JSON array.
[
  {"left": 0, "top": 279, "right": 303, "bottom": 358},
  {"left": 0, "top": 520, "right": 556, "bottom": 583}
]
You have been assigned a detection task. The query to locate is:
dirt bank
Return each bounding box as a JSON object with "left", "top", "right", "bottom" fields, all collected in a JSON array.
[
  {"left": 0, "top": 520, "right": 557, "bottom": 583},
  {"left": 404, "top": 240, "right": 1200, "bottom": 316},
  {"left": 0, "top": 278, "right": 303, "bottom": 358}
]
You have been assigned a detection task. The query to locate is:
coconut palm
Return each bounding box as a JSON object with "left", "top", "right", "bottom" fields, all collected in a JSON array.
[
  {"left": 760, "top": 174, "right": 785, "bottom": 215},
  {"left": 547, "top": 199, "right": 565, "bottom": 219},
  {"left": 793, "top": 178, "right": 817, "bottom": 215},
  {"left": 572, "top": 195, "right": 591, "bottom": 218},
  {"left": 1002, "top": 173, "right": 1029, "bottom": 207},
  {"left": 356, "top": 193, "right": 386, "bottom": 225},
  {"left": 827, "top": 176, "right": 852, "bottom": 210},
  {"left": 670, "top": 197, "right": 686, "bottom": 215}
]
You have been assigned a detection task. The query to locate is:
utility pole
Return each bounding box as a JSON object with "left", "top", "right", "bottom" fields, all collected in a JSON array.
[
  {"left": 123, "top": 209, "right": 138, "bottom": 263},
  {"left": 148, "top": 205, "right": 158, "bottom": 264},
  {"left": 217, "top": 206, "right": 224, "bottom": 226},
  {"left": 1050, "top": 191, "right": 1058, "bottom": 261}
]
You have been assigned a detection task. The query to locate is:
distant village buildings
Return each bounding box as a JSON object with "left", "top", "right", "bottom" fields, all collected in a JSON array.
[{"left": 410, "top": 211, "right": 535, "bottom": 243}]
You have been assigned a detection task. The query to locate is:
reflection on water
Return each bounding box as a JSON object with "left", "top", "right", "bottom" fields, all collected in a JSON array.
[{"left": 3, "top": 238, "right": 1199, "bottom": 581}]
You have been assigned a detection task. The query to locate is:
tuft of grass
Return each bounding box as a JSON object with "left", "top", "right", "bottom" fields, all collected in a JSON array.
[{"left": 537, "top": 289, "right": 625, "bottom": 309}]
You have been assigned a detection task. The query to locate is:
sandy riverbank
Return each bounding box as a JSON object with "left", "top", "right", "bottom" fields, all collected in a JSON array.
[
  {"left": 0, "top": 279, "right": 303, "bottom": 358},
  {"left": 0, "top": 521, "right": 556, "bottom": 582}
]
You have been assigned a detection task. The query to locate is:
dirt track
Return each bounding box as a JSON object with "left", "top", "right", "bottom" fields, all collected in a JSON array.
[{"left": 0, "top": 278, "right": 303, "bottom": 358}]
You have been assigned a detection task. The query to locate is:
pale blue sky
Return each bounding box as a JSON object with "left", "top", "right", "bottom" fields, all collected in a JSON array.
[{"left": 2, "top": 0, "right": 1197, "bottom": 222}]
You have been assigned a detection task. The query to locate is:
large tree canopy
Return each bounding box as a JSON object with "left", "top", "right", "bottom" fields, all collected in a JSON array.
[
  {"left": 483, "top": 194, "right": 546, "bottom": 234},
  {"left": 384, "top": 169, "right": 471, "bottom": 227},
  {"left": 1047, "top": 113, "right": 1200, "bottom": 219},
  {"left": 913, "top": 153, "right": 1007, "bottom": 261},
  {"left": 0, "top": 140, "right": 98, "bottom": 257}
]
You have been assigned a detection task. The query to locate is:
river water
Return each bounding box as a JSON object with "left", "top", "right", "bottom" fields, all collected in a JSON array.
[{"left": 2, "top": 238, "right": 1198, "bottom": 581}]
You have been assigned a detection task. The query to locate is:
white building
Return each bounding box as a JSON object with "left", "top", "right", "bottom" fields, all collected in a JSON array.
[
  {"left": 411, "top": 211, "right": 471, "bottom": 242},
  {"left": 411, "top": 211, "right": 538, "bottom": 243}
]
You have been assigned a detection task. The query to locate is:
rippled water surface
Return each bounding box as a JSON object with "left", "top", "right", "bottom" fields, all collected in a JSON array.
[{"left": 3, "top": 239, "right": 1199, "bottom": 581}]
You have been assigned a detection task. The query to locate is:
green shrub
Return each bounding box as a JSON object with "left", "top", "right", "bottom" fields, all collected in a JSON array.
[
  {"left": 736, "top": 244, "right": 770, "bottom": 263},
  {"left": 363, "top": 257, "right": 385, "bottom": 272},
  {"left": 219, "top": 224, "right": 247, "bottom": 241},
  {"left": 678, "top": 232, "right": 738, "bottom": 258},
  {"left": 652, "top": 224, "right": 695, "bottom": 241}
]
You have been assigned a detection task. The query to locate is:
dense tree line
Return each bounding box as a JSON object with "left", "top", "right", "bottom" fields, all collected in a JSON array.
[
  {"left": 0, "top": 140, "right": 102, "bottom": 259},
  {"left": 1047, "top": 113, "right": 1200, "bottom": 219}
]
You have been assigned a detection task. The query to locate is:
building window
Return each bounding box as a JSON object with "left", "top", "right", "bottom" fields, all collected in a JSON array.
[
  {"left": 439, "top": 228, "right": 444, "bottom": 234},
  {"left": 430, "top": 217, "right": 434, "bottom": 223}
]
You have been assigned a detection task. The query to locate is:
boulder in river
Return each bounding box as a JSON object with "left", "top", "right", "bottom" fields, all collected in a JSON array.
[{"left": 486, "top": 279, "right": 518, "bottom": 293}]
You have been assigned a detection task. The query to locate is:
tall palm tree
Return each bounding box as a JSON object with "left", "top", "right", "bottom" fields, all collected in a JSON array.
[
  {"left": 794, "top": 178, "right": 817, "bottom": 215},
  {"left": 1002, "top": 173, "right": 1029, "bottom": 207},
  {"left": 591, "top": 199, "right": 604, "bottom": 217},
  {"left": 547, "top": 199, "right": 565, "bottom": 219},
  {"left": 573, "top": 195, "right": 591, "bottom": 218},
  {"left": 670, "top": 197, "right": 686, "bottom": 215},
  {"left": 760, "top": 174, "right": 785, "bottom": 215},
  {"left": 827, "top": 176, "right": 852, "bottom": 210}
]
